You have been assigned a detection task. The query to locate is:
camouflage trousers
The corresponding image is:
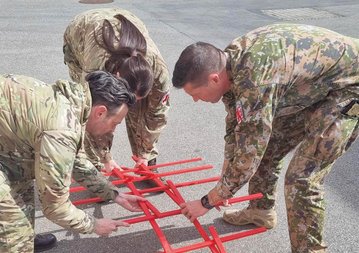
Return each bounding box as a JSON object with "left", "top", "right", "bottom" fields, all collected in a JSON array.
[
  {"left": 125, "top": 99, "right": 160, "bottom": 162},
  {"left": 248, "top": 90, "right": 359, "bottom": 253},
  {"left": 0, "top": 170, "right": 35, "bottom": 253}
]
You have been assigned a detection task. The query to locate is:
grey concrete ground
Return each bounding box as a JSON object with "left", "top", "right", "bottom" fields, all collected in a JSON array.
[{"left": 0, "top": 0, "right": 358, "bottom": 252}]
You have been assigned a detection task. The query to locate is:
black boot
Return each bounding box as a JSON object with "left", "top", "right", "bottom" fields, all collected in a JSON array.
[
  {"left": 143, "top": 158, "right": 166, "bottom": 190},
  {"left": 148, "top": 158, "right": 166, "bottom": 182},
  {"left": 34, "top": 233, "right": 57, "bottom": 252},
  {"left": 147, "top": 158, "right": 157, "bottom": 166}
]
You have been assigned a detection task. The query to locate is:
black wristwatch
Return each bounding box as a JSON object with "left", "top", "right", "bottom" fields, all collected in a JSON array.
[{"left": 200, "top": 195, "right": 215, "bottom": 210}]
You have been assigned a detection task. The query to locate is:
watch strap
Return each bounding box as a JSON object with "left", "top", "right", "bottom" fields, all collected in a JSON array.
[{"left": 200, "top": 194, "right": 214, "bottom": 210}]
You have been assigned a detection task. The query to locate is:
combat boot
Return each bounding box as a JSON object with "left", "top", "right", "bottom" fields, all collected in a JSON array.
[
  {"left": 148, "top": 158, "right": 166, "bottom": 183},
  {"left": 142, "top": 158, "right": 166, "bottom": 191},
  {"left": 34, "top": 233, "right": 57, "bottom": 252},
  {"left": 223, "top": 208, "right": 277, "bottom": 229}
]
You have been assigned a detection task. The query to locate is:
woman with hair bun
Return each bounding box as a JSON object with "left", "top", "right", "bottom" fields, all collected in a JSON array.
[{"left": 63, "top": 8, "right": 170, "bottom": 176}]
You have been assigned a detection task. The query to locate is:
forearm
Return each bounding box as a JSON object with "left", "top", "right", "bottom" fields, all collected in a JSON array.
[
  {"left": 41, "top": 195, "right": 95, "bottom": 234},
  {"left": 209, "top": 122, "right": 272, "bottom": 204},
  {"left": 73, "top": 156, "right": 118, "bottom": 201},
  {"left": 208, "top": 161, "right": 257, "bottom": 205}
]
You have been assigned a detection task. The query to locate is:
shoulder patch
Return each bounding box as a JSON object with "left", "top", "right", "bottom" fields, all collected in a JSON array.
[
  {"left": 236, "top": 102, "right": 243, "bottom": 124},
  {"left": 161, "top": 92, "right": 170, "bottom": 105}
]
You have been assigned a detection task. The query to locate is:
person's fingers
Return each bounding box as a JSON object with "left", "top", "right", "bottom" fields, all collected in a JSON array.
[
  {"left": 115, "top": 220, "right": 130, "bottom": 227},
  {"left": 182, "top": 208, "right": 193, "bottom": 220},
  {"left": 181, "top": 207, "right": 188, "bottom": 215},
  {"left": 130, "top": 202, "right": 144, "bottom": 212},
  {"left": 119, "top": 193, "right": 147, "bottom": 202},
  {"left": 223, "top": 200, "right": 231, "bottom": 207},
  {"left": 182, "top": 209, "right": 190, "bottom": 219},
  {"left": 134, "top": 158, "right": 148, "bottom": 167},
  {"left": 117, "top": 166, "right": 124, "bottom": 171},
  {"left": 128, "top": 205, "right": 143, "bottom": 212},
  {"left": 132, "top": 195, "right": 147, "bottom": 202}
]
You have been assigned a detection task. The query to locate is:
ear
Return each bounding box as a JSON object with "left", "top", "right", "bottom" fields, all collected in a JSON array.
[
  {"left": 208, "top": 73, "right": 220, "bottom": 85},
  {"left": 116, "top": 72, "right": 121, "bottom": 78},
  {"left": 92, "top": 105, "right": 108, "bottom": 119}
]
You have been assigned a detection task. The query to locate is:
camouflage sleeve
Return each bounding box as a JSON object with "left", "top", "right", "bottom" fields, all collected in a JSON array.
[
  {"left": 63, "top": 19, "right": 85, "bottom": 84},
  {"left": 83, "top": 132, "right": 114, "bottom": 168},
  {"left": 35, "top": 130, "right": 95, "bottom": 234},
  {"left": 222, "top": 92, "right": 237, "bottom": 160},
  {"left": 72, "top": 142, "right": 118, "bottom": 201},
  {"left": 209, "top": 84, "right": 276, "bottom": 204},
  {"left": 136, "top": 54, "right": 170, "bottom": 160},
  {"left": 64, "top": 19, "right": 112, "bottom": 163},
  {"left": 63, "top": 17, "right": 108, "bottom": 84}
]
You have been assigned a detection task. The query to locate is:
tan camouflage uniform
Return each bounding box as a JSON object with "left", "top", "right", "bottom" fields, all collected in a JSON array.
[
  {"left": 63, "top": 8, "right": 170, "bottom": 165},
  {"left": 0, "top": 74, "right": 119, "bottom": 252},
  {"left": 207, "top": 24, "right": 359, "bottom": 253}
]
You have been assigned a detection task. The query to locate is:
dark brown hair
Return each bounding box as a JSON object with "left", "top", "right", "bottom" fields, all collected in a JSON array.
[
  {"left": 172, "top": 42, "right": 224, "bottom": 88},
  {"left": 86, "top": 70, "right": 136, "bottom": 114},
  {"left": 96, "top": 14, "right": 153, "bottom": 98}
]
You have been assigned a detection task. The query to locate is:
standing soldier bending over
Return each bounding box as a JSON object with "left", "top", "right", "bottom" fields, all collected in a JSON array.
[
  {"left": 0, "top": 71, "right": 145, "bottom": 252},
  {"left": 173, "top": 24, "right": 359, "bottom": 253},
  {"left": 63, "top": 8, "right": 170, "bottom": 175}
]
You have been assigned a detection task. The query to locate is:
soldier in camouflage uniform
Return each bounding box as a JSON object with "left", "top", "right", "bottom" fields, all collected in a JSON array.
[
  {"left": 172, "top": 24, "right": 359, "bottom": 253},
  {"left": 63, "top": 8, "right": 171, "bottom": 171},
  {"left": 0, "top": 71, "right": 146, "bottom": 252}
]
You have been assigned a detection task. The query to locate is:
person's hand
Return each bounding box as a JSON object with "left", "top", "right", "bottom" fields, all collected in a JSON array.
[
  {"left": 134, "top": 157, "right": 148, "bottom": 167},
  {"left": 104, "top": 159, "right": 121, "bottom": 172},
  {"left": 114, "top": 192, "right": 147, "bottom": 212},
  {"left": 94, "top": 218, "right": 130, "bottom": 236},
  {"left": 222, "top": 199, "right": 230, "bottom": 207},
  {"left": 180, "top": 200, "right": 210, "bottom": 222}
]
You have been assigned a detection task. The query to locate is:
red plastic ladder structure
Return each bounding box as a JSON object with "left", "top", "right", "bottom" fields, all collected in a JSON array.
[{"left": 70, "top": 157, "right": 267, "bottom": 252}]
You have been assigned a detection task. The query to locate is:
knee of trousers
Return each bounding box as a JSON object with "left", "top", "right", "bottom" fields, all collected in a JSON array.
[{"left": 284, "top": 176, "right": 326, "bottom": 210}]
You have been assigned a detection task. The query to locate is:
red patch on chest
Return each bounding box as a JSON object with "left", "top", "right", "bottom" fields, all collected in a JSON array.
[
  {"left": 236, "top": 104, "right": 243, "bottom": 124},
  {"left": 161, "top": 93, "right": 169, "bottom": 105}
]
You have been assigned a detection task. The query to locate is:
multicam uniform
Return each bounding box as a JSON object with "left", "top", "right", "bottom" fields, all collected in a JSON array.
[
  {"left": 0, "top": 74, "right": 119, "bottom": 252},
  {"left": 63, "top": 8, "right": 170, "bottom": 165},
  {"left": 207, "top": 24, "right": 359, "bottom": 252}
]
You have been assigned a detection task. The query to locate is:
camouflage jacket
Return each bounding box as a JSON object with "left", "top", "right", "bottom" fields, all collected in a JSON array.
[
  {"left": 63, "top": 8, "right": 170, "bottom": 161},
  {"left": 210, "top": 24, "right": 359, "bottom": 201},
  {"left": 0, "top": 74, "right": 118, "bottom": 234}
]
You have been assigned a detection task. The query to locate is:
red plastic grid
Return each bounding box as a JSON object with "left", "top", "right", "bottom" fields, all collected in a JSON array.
[{"left": 70, "top": 157, "right": 267, "bottom": 252}]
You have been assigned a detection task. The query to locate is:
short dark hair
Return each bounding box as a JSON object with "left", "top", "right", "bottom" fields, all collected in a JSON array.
[
  {"left": 172, "top": 42, "right": 224, "bottom": 88},
  {"left": 96, "top": 14, "right": 153, "bottom": 98},
  {"left": 86, "top": 71, "right": 136, "bottom": 115}
]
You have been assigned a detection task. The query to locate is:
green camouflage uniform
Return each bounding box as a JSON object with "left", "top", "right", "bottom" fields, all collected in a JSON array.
[
  {"left": 63, "top": 8, "right": 170, "bottom": 165},
  {"left": 211, "top": 24, "right": 359, "bottom": 252},
  {"left": 0, "top": 74, "right": 119, "bottom": 252}
]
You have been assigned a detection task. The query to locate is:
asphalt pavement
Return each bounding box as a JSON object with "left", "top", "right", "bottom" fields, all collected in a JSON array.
[{"left": 0, "top": 0, "right": 358, "bottom": 252}]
